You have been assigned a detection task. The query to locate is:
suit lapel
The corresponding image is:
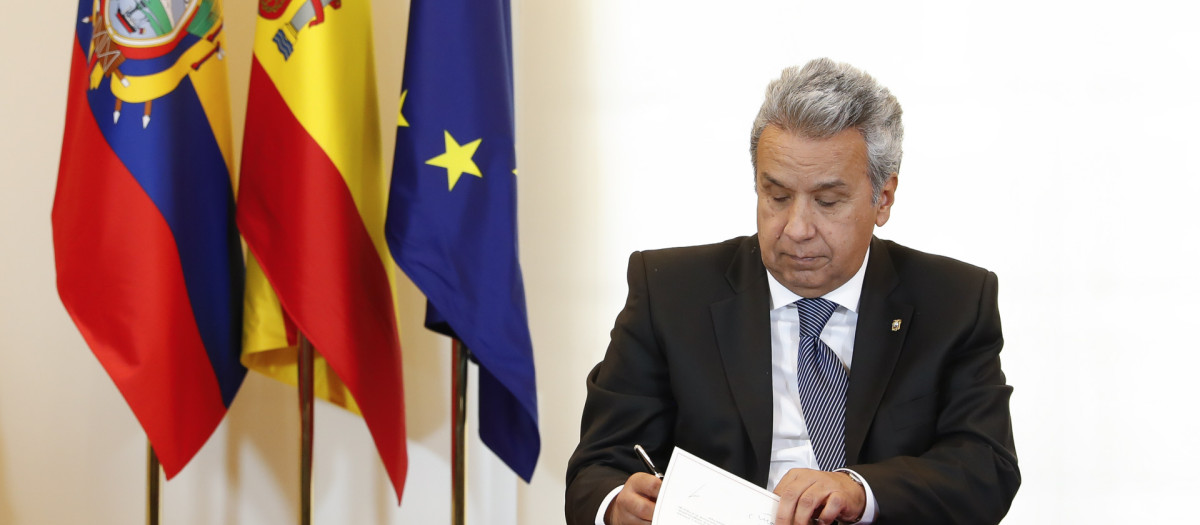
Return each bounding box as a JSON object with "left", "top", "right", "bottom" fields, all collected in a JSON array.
[
  {"left": 845, "top": 237, "right": 912, "bottom": 464},
  {"left": 711, "top": 235, "right": 773, "bottom": 484}
]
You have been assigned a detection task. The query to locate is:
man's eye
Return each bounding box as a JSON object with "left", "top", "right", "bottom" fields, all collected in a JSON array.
[
  {"left": 816, "top": 199, "right": 838, "bottom": 207},
  {"left": 772, "top": 195, "right": 790, "bottom": 203}
]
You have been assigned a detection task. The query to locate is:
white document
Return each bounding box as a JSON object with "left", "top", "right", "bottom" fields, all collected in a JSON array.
[{"left": 651, "top": 447, "right": 779, "bottom": 525}]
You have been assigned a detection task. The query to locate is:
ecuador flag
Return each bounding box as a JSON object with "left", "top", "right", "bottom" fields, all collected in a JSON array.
[
  {"left": 53, "top": 0, "right": 245, "bottom": 477},
  {"left": 387, "top": 0, "right": 539, "bottom": 481},
  {"left": 237, "top": 0, "right": 407, "bottom": 501}
]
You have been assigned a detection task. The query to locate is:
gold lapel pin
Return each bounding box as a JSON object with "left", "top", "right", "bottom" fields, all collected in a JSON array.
[{"left": 891, "top": 319, "right": 902, "bottom": 331}]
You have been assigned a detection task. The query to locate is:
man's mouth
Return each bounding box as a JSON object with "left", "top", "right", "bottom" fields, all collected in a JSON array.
[{"left": 784, "top": 253, "right": 825, "bottom": 268}]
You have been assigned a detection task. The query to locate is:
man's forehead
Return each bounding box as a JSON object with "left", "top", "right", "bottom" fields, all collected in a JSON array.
[
  {"left": 759, "top": 126, "right": 866, "bottom": 158},
  {"left": 756, "top": 127, "right": 869, "bottom": 183}
]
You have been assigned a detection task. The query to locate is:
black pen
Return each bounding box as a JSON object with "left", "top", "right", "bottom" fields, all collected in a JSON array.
[{"left": 633, "top": 444, "right": 664, "bottom": 479}]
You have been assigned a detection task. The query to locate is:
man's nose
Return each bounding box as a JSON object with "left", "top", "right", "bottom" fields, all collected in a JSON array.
[{"left": 782, "top": 201, "right": 816, "bottom": 241}]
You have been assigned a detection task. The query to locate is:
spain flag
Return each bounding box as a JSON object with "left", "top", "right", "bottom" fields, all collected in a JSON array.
[
  {"left": 237, "top": 0, "right": 407, "bottom": 501},
  {"left": 53, "top": 0, "right": 245, "bottom": 477}
]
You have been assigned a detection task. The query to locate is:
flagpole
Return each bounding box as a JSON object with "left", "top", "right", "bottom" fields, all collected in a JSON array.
[
  {"left": 299, "top": 333, "right": 316, "bottom": 525},
  {"left": 452, "top": 339, "right": 469, "bottom": 525},
  {"left": 146, "top": 442, "right": 159, "bottom": 525}
]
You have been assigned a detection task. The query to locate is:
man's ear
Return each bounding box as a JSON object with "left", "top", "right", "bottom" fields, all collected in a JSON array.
[{"left": 874, "top": 174, "right": 898, "bottom": 227}]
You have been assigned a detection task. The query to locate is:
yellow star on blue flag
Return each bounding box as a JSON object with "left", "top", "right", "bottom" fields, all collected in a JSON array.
[{"left": 425, "top": 131, "right": 482, "bottom": 191}]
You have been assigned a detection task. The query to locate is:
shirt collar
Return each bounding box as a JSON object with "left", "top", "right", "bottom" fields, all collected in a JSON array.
[{"left": 766, "top": 246, "right": 870, "bottom": 313}]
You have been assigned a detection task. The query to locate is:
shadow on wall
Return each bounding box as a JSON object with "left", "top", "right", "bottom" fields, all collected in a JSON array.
[
  {"left": 392, "top": 273, "right": 448, "bottom": 442},
  {"left": 222, "top": 373, "right": 302, "bottom": 524},
  {"left": 0, "top": 417, "right": 12, "bottom": 525}
]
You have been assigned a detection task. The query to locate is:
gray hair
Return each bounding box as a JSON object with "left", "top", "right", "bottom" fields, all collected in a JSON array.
[{"left": 750, "top": 58, "right": 904, "bottom": 202}]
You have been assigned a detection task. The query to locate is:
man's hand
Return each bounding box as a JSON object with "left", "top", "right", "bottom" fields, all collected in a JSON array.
[
  {"left": 604, "top": 473, "right": 662, "bottom": 525},
  {"left": 773, "top": 469, "right": 865, "bottom": 525}
]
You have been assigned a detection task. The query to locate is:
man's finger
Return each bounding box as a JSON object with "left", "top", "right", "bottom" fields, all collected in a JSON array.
[
  {"left": 814, "top": 491, "right": 844, "bottom": 524},
  {"left": 628, "top": 472, "right": 662, "bottom": 501},
  {"left": 773, "top": 469, "right": 821, "bottom": 525},
  {"left": 609, "top": 473, "right": 663, "bottom": 524},
  {"left": 619, "top": 494, "right": 654, "bottom": 523},
  {"left": 792, "top": 493, "right": 822, "bottom": 525}
]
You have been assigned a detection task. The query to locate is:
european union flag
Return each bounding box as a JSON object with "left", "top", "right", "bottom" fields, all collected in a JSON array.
[{"left": 386, "top": 0, "right": 539, "bottom": 480}]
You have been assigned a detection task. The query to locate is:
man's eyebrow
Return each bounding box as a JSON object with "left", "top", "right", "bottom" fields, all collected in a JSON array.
[
  {"left": 760, "top": 173, "right": 788, "bottom": 188},
  {"left": 760, "top": 174, "right": 849, "bottom": 192},
  {"left": 811, "top": 180, "right": 848, "bottom": 192}
]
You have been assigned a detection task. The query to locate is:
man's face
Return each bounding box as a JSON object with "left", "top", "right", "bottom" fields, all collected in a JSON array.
[{"left": 756, "top": 125, "right": 897, "bottom": 298}]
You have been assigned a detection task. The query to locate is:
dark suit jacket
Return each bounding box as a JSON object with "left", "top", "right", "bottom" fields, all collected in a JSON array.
[{"left": 565, "top": 235, "right": 1019, "bottom": 525}]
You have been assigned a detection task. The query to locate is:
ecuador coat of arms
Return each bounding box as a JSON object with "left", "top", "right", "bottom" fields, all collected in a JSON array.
[{"left": 84, "top": 0, "right": 224, "bottom": 128}]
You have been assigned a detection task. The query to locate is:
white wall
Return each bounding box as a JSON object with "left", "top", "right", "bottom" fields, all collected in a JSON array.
[{"left": 3, "top": 0, "right": 1199, "bottom": 523}]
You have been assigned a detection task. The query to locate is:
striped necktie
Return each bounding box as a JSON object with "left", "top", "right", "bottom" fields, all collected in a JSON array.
[{"left": 794, "top": 298, "right": 848, "bottom": 471}]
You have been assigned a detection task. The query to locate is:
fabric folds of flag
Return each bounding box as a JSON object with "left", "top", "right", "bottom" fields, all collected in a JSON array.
[
  {"left": 53, "top": 0, "right": 244, "bottom": 477},
  {"left": 386, "top": 0, "right": 539, "bottom": 480},
  {"left": 237, "top": 0, "right": 407, "bottom": 502}
]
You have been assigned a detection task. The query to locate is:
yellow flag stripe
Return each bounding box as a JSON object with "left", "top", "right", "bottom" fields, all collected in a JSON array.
[{"left": 242, "top": 253, "right": 362, "bottom": 414}]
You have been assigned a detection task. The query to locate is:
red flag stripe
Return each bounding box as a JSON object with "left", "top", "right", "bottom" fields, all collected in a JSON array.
[
  {"left": 53, "top": 43, "right": 227, "bottom": 478},
  {"left": 237, "top": 57, "right": 407, "bottom": 499}
]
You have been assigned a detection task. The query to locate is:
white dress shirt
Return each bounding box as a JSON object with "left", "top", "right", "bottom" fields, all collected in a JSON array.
[
  {"left": 595, "top": 249, "right": 878, "bottom": 524},
  {"left": 766, "top": 248, "right": 877, "bottom": 523}
]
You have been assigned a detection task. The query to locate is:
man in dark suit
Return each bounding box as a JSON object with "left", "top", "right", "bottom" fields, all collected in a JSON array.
[{"left": 566, "top": 58, "right": 1019, "bottom": 525}]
